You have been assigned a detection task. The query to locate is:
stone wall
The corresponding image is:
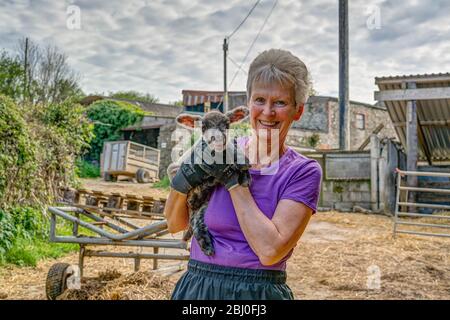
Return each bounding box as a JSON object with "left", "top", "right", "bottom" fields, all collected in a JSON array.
[
  {"left": 286, "top": 97, "right": 398, "bottom": 150},
  {"left": 321, "top": 180, "right": 372, "bottom": 211},
  {"left": 157, "top": 123, "right": 178, "bottom": 179},
  {"left": 306, "top": 151, "right": 372, "bottom": 211}
]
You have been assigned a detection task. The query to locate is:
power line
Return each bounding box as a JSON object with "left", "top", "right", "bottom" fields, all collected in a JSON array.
[
  {"left": 227, "top": 0, "right": 261, "bottom": 40},
  {"left": 228, "top": 56, "right": 247, "bottom": 75},
  {"left": 229, "top": 0, "right": 278, "bottom": 89}
]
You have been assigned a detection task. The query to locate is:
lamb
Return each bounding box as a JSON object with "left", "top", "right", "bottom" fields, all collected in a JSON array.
[{"left": 167, "top": 106, "right": 251, "bottom": 256}]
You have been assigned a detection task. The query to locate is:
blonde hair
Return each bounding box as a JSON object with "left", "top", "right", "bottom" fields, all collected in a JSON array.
[{"left": 247, "top": 49, "right": 310, "bottom": 106}]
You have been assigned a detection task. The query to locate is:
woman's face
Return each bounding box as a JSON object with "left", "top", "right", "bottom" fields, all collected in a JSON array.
[{"left": 248, "top": 81, "right": 304, "bottom": 148}]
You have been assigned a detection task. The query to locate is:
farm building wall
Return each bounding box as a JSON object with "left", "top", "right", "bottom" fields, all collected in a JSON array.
[
  {"left": 286, "top": 97, "right": 397, "bottom": 150},
  {"left": 305, "top": 151, "right": 373, "bottom": 211},
  {"left": 305, "top": 137, "right": 407, "bottom": 213},
  {"left": 157, "top": 123, "right": 178, "bottom": 179}
]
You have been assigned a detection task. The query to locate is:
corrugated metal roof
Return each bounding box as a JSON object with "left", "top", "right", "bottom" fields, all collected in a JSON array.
[
  {"left": 182, "top": 90, "right": 246, "bottom": 107},
  {"left": 375, "top": 72, "right": 450, "bottom": 84},
  {"left": 121, "top": 121, "right": 167, "bottom": 131},
  {"left": 375, "top": 73, "right": 450, "bottom": 163}
]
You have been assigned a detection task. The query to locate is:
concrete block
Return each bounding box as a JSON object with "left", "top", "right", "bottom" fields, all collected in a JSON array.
[
  {"left": 334, "top": 202, "right": 354, "bottom": 212},
  {"left": 353, "top": 202, "right": 371, "bottom": 210},
  {"left": 323, "top": 191, "right": 342, "bottom": 203},
  {"left": 361, "top": 192, "right": 371, "bottom": 202}
]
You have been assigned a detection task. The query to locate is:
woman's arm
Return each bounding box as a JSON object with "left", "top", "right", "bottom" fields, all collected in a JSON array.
[
  {"left": 229, "top": 186, "right": 313, "bottom": 266},
  {"left": 164, "top": 189, "right": 190, "bottom": 233}
]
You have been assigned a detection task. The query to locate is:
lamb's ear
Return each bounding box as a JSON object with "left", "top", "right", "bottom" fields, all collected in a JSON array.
[
  {"left": 226, "top": 106, "right": 249, "bottom": 124},
  {"left": 176, "top": 113, "right": 202, "bottom": 131}
]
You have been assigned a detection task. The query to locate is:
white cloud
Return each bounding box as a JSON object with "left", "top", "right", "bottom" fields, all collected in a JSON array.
[{"left": 0, "top": 0, "right": 449, "bottom": 104}]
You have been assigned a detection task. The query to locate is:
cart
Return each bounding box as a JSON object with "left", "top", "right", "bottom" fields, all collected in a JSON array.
[
  {"left": 45, "top": 188, "right": 189, "bottom": 300},
  {"left": 100, "top": 140, "right": 160, "bottom": 183}
]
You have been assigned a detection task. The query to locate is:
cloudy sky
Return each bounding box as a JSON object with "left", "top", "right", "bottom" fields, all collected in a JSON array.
[{"left": 1, "top": 0, "right": 449, "bottom": 104}]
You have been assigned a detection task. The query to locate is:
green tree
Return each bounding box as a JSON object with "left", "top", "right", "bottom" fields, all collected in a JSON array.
[
  {"left": 0, "top": 51, "right": 23, "bottom": 100},
  {"left": 109, "top": 90, "right": 159, "bottom": 104},
  {"left": 0, "top": 95, "right": 93, "bottom": 207},
  {"left": 86, "top": 99, "right": 146, "bottom": 160},
  {"left": 168, "top": 100, "right": 184, "bottom": 107}
]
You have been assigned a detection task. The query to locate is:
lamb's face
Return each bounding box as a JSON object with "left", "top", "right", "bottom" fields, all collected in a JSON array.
[
  {"left": 202, "top": 111, "right": 230, "bottom": 153},
  {"left": 176, "top": 106, "right": 250, "bottom": 153}
]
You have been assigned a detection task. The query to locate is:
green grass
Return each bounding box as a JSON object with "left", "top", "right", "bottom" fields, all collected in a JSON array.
[
  {"left": 76, "top": 159, "right": 100, "bottom": 178},
  {"left": 153, "top": 175, "right": 170, "bottom": 190},
  {"left": 0, "top": 221, "right": 78, "bottom": 267},
  {"left": 2, "top": 237, "right": 77, "bottom": 267}
]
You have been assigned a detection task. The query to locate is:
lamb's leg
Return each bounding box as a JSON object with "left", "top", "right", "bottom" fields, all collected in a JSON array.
[
  {"left": 192, "top": 204, "right": 215, "bottom": 256},
  {"left": 183, "top": 212, "right": 196, "bottom": 241},
  {"left": 188, "top": 180, "right": 216, "bottom": 211},
  {"left": 182, "top": 226, "right": 193, "bottom": 241}
]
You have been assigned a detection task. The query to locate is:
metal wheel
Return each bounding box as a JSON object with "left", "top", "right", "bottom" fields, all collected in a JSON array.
[
  {"left": 46, "top": 263, "right": 71, "bottom": 300},
  {"left": 136, "top": 168, "right": 150, "bottom": 183}
]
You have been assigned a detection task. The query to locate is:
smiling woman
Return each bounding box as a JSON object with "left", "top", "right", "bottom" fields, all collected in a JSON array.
[{"left": 165, "top": 49, "right": 322, "bottom": 300}]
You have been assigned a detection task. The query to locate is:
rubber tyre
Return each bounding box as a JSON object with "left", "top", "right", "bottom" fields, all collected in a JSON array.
[
  {"left": 104, "top": 173, "right": 117, "bottom": 182},
  {"left": 46, "top": 263, "right": 71, "bottom": 300},
  {"left": 136, "top": 168, "right": 150, "bottom": 183}
]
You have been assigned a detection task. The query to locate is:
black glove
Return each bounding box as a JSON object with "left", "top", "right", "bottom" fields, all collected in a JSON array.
[
  {"left": 199, "top": 139, "right": 251, "bottom": 190},
  {"left": 170, "top": 141, "right": 209, "bottom": 194}
]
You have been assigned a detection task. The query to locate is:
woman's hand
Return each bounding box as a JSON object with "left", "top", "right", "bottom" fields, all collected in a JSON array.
[
  {"left": 229, "top": 187, "right": 313, "bottom": 266},
  {"left": 169, "top": 140, "right": 211, "bottom": 194},
  {"left": 199, "top": 139, "right": 250, "bottom": 190}
]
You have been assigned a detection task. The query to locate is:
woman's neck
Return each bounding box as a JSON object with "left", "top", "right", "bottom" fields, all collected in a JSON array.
[{"left": 246, "top": 135, "right": 287, "bottom": 169}]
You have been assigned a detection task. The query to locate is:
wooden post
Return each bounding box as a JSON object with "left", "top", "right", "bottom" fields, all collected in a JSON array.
[
  {"left": 370, "top": 134, "right": 380, "bottom": 211},
  {"left": 79, "top": 245, "right": 85, "bottom": 278},
  {"left": 153, "top": 247, "right": 159, "bottom": 270},
  {"left": 339, "top": 0, "right": 350, "bottom": 150},
  {"left": 23, "top": 37, "right": 28, "bottom": 101},
  {"left": 406, "top": 82, "right": 418, "bottom": 211},
  {"left": 223, "top": 37, "right": 229, "bottom": 113},
  {"left": 134, "top": 257, "right": 141, "bottom": 272}
]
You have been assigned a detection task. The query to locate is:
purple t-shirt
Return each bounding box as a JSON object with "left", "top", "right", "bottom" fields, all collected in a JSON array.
[{"left": 190, "top": 139, "right": 322, "bottom": 271}]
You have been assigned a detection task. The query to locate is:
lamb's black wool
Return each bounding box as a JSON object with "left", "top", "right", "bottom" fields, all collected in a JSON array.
[{"left": 168, "top": 107, "right": 250, "bottom": 256}]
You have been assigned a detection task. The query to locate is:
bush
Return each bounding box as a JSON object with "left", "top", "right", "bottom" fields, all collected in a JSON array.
[
  {"left": 0, "top": 206, "right": 47, "bottom": 260},
  {"left": 0, "top": 95, "right": 37, "bottom": 206},
  {"left": 0, "top": 95, "right": 93, "bottom": 267},
  {"left": 76, "top": 159, "right": 100, "bottom": 178},
  {"left": 0, "top": 95, "right": 94, "bottom": 207},
  {"left": 305, "top": 133, "right": 321, "bottom": 148},
  {"left": 86, "top": 99, "right": 147, "bottom": 161}
]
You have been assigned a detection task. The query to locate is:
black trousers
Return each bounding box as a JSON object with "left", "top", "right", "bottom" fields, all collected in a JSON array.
[{"left": 171, "top": 259, "right": 294, "bottom": 300}]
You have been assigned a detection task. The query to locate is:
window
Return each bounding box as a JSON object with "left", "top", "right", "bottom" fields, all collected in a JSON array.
[{"left": 356, "top": 113, "right": 365, "bottom": 130}]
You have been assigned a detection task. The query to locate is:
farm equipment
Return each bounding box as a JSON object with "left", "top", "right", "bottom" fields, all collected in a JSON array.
[
  {"left": 100, "top": 140, "right": 160, "bottom": 183},
  {"left": 45, "top": 187, "right": 189, "bottom": 300}
]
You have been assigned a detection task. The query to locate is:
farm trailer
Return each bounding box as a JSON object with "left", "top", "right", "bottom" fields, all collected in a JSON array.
[
  {"left": 45, "top": 188, "right": 189, "bottom": 300},
  {"left": 101, "top": 140, "right": 160, "bottom": 183}
]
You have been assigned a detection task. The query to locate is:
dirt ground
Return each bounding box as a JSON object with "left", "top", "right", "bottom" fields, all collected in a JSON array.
[{"left": 0, "top": 179, "right": 449, "bottom": 300}]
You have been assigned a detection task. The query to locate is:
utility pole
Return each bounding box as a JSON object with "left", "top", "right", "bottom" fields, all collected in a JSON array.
[
  {"left": 339, "top": 0, "right": 350, "bottom": 150},
  {"left": 223, "top": 37, "right": 229, "bottom": 113},
  {"left": 23, "top": 37, "right": 29, "bottom": 101}
]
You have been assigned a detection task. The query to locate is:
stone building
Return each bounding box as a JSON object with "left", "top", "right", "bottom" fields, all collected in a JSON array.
[
  {"left": 180, "top": 91, "right": 398, "bottom": 151},
  {"left": 82, "top": 92, "right": 397, "bottom": 179},
  {"left": 81, "top": 95, "right": 183, "bottom": 178},
  {"left": 287, "top": 96, "right": 398, "bottom": 150}
]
